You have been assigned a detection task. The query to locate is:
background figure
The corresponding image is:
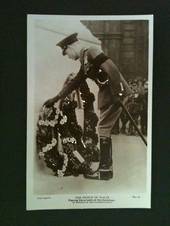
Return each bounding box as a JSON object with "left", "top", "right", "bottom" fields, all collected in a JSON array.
[
  {"left": 140, "top": 80, "right": 148, "bottom": 135},
  {"left": 118, "top": 77, "right": 148, "bottom": 136}
]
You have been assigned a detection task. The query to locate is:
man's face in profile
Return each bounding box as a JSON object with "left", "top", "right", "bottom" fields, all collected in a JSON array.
[{"left": 64, "top": 45, "right": 79, "bottom": 61}]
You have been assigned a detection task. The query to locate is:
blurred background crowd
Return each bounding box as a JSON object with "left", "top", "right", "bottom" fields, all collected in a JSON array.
[{"left": 112, "top": 77, "right": 148, "bottom": 136}]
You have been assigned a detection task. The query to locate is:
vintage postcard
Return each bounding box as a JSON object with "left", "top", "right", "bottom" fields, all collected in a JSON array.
[{"left": 27, "top": 15, "right": 153, "bottom": 210}]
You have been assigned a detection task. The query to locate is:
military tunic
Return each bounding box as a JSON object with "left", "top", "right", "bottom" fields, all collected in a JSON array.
[{"left": 55, "top": 46, "right": 131, "bottom": 137}]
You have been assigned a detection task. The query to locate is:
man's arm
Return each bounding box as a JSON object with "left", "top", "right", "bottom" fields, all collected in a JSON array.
[
  {"left": 87, "top": 46, "right": 131, "bottom": 97},
  {"left": 44, "top": 68, "right": 85, "bottom": 107},
  {"left": 87, "top": 47, "right": 121, "bottom": 96},
  {"left": 100, "top": 59, "right": 122, "bottom": 96}
]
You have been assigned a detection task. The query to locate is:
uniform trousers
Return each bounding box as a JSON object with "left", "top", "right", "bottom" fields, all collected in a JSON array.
[{"left": 98, "top": 97, "right": 128, "bottom": 138}]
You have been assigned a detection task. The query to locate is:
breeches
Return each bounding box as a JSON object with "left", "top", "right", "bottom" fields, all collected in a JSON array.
[{"left": 98, "top": 98, "right": 127, "bottom": 138}]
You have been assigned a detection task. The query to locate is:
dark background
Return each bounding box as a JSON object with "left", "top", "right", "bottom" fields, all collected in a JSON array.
[{"left": 1, "top": 1, "right": 170, "bottom": 225}]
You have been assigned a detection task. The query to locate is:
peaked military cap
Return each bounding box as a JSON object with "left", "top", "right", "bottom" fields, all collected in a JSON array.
[{"left": 56, "top": 33, "right": 78, "bottom": 55}]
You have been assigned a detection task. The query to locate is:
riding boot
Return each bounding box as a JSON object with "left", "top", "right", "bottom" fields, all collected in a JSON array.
[{"left": 99, "top": 137, "right": 113, "bottom": 180}]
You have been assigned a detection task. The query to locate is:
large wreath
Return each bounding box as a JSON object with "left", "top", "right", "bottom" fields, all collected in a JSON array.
[{"left": 36, "top": 84, "right": 99, "bottom": 177}]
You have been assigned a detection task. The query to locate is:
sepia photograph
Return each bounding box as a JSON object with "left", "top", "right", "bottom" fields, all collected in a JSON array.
[{"left": 27, "top": 15, "right": 153, "bottom": 210}]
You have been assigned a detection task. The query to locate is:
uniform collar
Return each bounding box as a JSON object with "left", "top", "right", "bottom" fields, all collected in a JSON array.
[{"left": 79, "top": 47, "right": 88, "bottom": 64}]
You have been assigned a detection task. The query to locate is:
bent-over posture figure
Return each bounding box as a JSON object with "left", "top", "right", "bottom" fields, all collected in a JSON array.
[{"left": 45, "top": 33, "right": 131, "bottom": 180}]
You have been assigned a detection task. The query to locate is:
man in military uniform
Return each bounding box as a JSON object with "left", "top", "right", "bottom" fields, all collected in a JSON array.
[{"left": 45, "top": 33, "right": 131, "bottom": 180}]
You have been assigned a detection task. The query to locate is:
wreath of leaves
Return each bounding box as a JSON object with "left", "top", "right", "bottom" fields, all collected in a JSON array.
[{"left": 36, "top": 88, "right": 99, "bottom": 177}]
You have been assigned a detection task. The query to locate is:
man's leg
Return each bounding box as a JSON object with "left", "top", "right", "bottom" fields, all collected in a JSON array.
[
  {"left": 99, "top": 136, "right": 113, "bottom": 180},
  {"left": 98, "top": 103, "right": 123, "bottom": 180}
]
